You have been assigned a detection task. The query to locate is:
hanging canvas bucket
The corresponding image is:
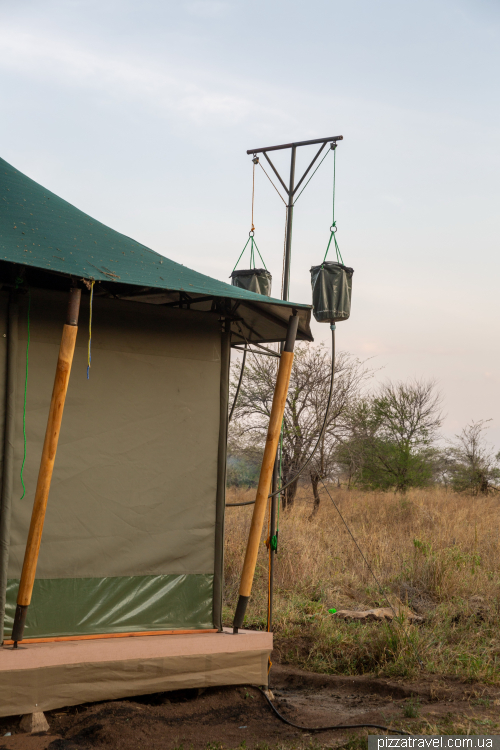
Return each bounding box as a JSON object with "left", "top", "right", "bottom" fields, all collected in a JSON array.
[
  {"left": 310, "top": 261, "right": 354, "bottom": 323},
  {"left": 230, "top": 268, "right": 272, "bottom": 297}
]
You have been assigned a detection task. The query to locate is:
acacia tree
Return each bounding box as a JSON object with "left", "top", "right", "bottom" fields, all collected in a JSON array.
[
  {"left": 229, "top": 342, "right": 369, "bottom": 509},
  {"left": 445, "top": 420, "right": 500, "bottom": 495},
  {"left": 336, "top": 379, "right": 442, "bottom": 493}
]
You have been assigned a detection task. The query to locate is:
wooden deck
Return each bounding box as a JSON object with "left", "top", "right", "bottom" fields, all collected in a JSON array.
[{"left": 0, "top": 628, "right": 272, "bottom": 717}]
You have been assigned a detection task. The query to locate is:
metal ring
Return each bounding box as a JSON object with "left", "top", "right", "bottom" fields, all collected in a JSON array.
[
  {"left": 249, "top": 230, "right": 255, "bottom": 237},
  {"left": 330, "top": 224, "right": 337, "bottom": 233}
]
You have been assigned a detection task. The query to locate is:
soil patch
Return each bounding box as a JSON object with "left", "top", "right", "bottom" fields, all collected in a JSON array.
[{"left": 1, "top": 665, "right": 499, "bottom": 750}]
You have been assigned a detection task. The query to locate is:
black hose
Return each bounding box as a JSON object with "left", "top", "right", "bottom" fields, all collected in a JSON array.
[
  {"left": 257, "top": 687, "right": 411, "bottom": 736},
  {"left": 228, "top": 344, "right": 247, "bottom": 424},
  {"left": 226, "top": 325, "right": 336, "bottom": 508}
]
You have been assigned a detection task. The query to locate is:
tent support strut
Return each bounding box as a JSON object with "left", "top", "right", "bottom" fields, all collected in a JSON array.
[
  {"left": 233, "top": 314, "right": 299, "bottom": 633},
  {"left": 11, "top": 287, "right": 81, "bottom": 647}
]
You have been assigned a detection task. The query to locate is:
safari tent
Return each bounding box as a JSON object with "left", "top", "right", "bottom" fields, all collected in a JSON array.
[{"left": 0, "top": 157, "right": 312, "bottom": 715}]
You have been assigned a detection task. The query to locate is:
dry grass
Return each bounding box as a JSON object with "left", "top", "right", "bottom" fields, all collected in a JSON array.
[{"left": 223, "top": 485, "right": 500, "bottom": 683}]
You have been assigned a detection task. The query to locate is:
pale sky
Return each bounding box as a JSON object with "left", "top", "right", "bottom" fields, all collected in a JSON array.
[{"left": 1, "top": 0, "right": 499, "bottom": 445}]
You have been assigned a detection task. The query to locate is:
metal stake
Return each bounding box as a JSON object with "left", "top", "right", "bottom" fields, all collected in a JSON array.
[{"left": 268, "top": 457, "right": 279, "bottom": 631}]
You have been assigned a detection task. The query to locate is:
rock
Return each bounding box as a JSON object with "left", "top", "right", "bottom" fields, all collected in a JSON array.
[{"left": 19, "top": 711, "right": 49, "bottom": 734}]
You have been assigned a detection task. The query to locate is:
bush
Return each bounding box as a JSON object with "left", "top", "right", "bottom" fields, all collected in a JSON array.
[{"left": 226, "top": 454, "right": 259, "bottom": 487}]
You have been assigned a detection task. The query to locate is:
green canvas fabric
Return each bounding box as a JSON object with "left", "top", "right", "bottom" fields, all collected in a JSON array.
[
  {"left": 1, "top": 288, "right": 223, "bottom": 639},
  {"left": 0, "top": 158, "right": 306, "bottom": 311},
  {"left": 4, "top": 575, "right": 214, "bottom": 638},
  {"left": 231, "top": 269, "right": 272, "bottom": 297},
  {"left": 310, "top": 261, "right": 354, "bottom": 323},
  {"left": 0, "top": 293, "right": 8, "bottom": 642}
]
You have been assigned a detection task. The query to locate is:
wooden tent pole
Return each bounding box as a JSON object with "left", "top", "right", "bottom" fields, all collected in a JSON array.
[
  {"left": 233, "top": 314, "right": 299, "bottom": 633},
  {"left": 11, "top": 287, "right": 81, "bottom": 647}
]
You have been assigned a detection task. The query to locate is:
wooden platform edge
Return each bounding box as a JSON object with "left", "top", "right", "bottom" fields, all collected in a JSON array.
[
  {"left": 3, "top": 628, "right": 218, "bottom": 645},
  {"left": 0, "top": 647, "right": 272, "bottom": 717}
]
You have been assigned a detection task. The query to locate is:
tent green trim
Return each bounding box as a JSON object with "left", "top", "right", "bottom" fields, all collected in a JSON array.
[{"left": 4, "top": 575, "right": 214, "bottom": 638}]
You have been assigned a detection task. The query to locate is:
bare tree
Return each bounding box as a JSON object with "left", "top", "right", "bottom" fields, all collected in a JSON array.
[
  {"left": 446, "top": 420, "right": 500, "bottom": 495},
  {"left": 229, "top": 342, "right": 370, "bottom": 509}
]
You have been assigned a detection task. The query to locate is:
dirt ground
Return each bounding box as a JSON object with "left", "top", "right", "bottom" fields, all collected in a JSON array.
[{"left": 1, "top": 664, "right": 499, "bottom": 750}]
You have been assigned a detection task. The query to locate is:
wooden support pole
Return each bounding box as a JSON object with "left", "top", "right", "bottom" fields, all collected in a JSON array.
[
  {"left": 233, "top": 314, "right": 299, "bottom": 633},
  {"left": 11, "top": 287, "right": 81, "bottom": 646}
]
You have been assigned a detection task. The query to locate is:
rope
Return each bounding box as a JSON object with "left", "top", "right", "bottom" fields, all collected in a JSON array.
[
  {"left": 226, "top": 325, "right": 337, "bottom": 507},
  {"left": 234, "top": 235, "right": 269, "bottom": 271},
  {"left": 266, "top": 325, "right": 336, "bottom": 502},
  {"left": 322, "top": 229, "right": 344, "bottom": 265},
  {"left": 252, "top": 238, "right": 268, "bottom": 271},
  {"left": 332, "top": 143, "right": 336, "bottom": 226},
  {"left": 233, "top": 160, "right": 270, "bottom": 273},
  {"left": 318, "top": 476, "right": 425, "bottom": 668},
  {"left": 322, "top": 146, "right": 344, "bottom": 265},
  {"left": 228, "top": 344, "right": 247, "bottom": 423},
  {"left": 232, "top": 237, "right": 251, "bottom": 273},
  {"left": 19, "top": 290, "right": 30, "bottom": 500},
  {"left": 293, "top": 147, "right": 331, "bottom": 204},
  {"left": 258, "top": 162, "right": 287, "bottom": 205},
  {"left": 87, "top": 280, "right": 95, "bottom": 379},
  {"left": 251, "top": 159, "right": 256, "bottom": 231}
]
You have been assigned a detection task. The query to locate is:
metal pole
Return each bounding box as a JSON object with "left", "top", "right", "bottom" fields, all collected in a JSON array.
[
  {"left": 268, "top": 457, "right": 279, "bottom": 631},
  {"left": 213, "top": 319, "right": 231, "bottom": 632},
  {"left": 246, "top": 135, "right": 343, "bottom": 155},
  {"left": 247, "top": 134, "right": 343, "bottom": 635},
  {"left": 0, "top": 292, "right": 18, "bottom": 645},
  {"left": 268, "top": 146, "right": 296, "bottom": 630},
  {"left": 282, "top": 145, "right": 296, "bottom": 302}
]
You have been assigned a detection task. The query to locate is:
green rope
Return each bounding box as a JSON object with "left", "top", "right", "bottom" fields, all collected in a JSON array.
[
  {"left": 322, "top": 228, "right": 344, "bottom": 265},
  {"left": 20, "top": 291, "right": 30, "bottom": 500},
  {"left": 322, "top": 146, "right": 344, "bottom": 265},
  {"left": 232, "top": 236, "right": 251, "bottom": 272},
  {"left": 232, "top": 235, "right": 268, "bottom": 272},
  {"left": 332, "top": 142, "right": 336, "bottom": 226},
  {"left": 253, "top": 238, "right": 268, "bottom": 271}
]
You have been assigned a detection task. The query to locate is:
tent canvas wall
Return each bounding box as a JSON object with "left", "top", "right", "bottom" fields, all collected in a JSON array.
[
  {"left": 0, "top": 157, "right": 312, "bottom": 645},
  {"left": 2, "top": 289, "right": 224, "bottom": 640}
]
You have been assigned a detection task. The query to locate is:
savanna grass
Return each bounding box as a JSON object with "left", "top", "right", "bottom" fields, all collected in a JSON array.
[{"left": 224, "top": 485, "right": 500, "bottom": 683}]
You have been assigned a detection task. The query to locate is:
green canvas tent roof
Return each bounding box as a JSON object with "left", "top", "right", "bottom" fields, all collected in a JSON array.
[{"left": 0, "top": 158, "right": 312, "bottom": 343}]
